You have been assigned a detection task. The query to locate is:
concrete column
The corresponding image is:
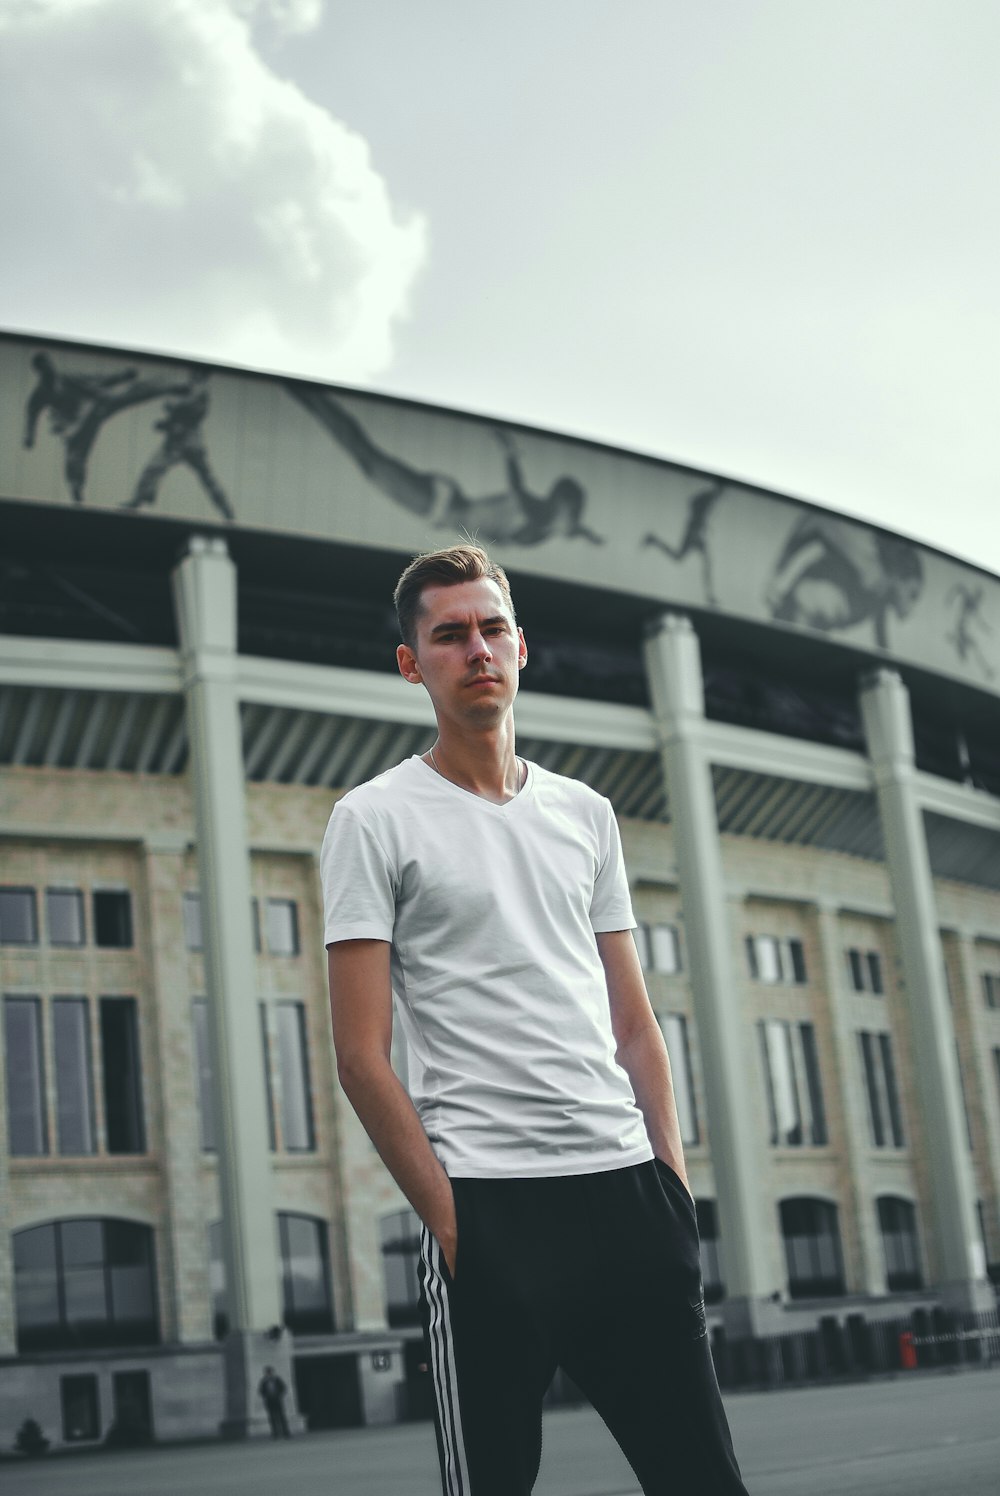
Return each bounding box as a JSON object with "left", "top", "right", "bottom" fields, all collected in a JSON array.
[
  {"left": 0, "top": 1090, "right": 14, "bottom": 1355},
  {"left": 643, "top": 614, "right": 780, "bottom": 1336},
  {"left": 859, "top": 669, "right": 992, "bottom": 1313},
  {"left": 813, "top": 902, "right": 886, "bottom": 1295},
  {"left": 172, "top": 537, "right": 294, "bottom": 1435}
]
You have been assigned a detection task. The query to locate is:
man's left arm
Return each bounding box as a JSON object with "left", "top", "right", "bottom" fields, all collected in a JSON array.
[{"left": 596, "top": 928, "right": 691, "bottom": 1198}]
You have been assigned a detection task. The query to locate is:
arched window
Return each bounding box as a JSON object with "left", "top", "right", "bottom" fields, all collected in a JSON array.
[
  {"left": 877, "top": 1196, "right": 923, "bottom": 1292},
  {"left": 779, "top": 1198, "right": 846, "bottom": 1299},
  {"left": 209, "top": 1214, "right": 335, "bottom": 1338},
  {"left": 13, "top": 1218, "right": 158, "bottom": 1352}
]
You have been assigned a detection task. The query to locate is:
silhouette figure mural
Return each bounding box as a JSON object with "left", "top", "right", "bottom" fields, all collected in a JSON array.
[
  {"left": 642, "top": 480, "right": 728, "bottom": 605},
  {"left": 23, "top": 352, "right": 190, "bottom": 506},
  {"left": 123, "top": 370, "right": 233, "bottom": 520},
  {"left": 764, "top": 512, "right": 924, "bottom": 648},
  {"left": 287, "top": 384, "right": 603, "bottom": 546},
  {"left": 947, "top": 583, "right": 994, "bottom": 681}
]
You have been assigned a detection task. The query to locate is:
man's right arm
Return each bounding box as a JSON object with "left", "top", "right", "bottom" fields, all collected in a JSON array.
[{"left": 327, "top": 938, "right": 457, "bottom": 1274}]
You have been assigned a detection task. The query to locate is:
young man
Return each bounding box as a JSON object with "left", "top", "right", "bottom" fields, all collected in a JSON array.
[{"left": 321, "top": 545, "right": 749, "bottom": 1496}]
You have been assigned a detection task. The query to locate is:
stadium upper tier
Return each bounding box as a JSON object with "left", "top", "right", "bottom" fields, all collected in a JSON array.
[{"left": 1, "top": 329, "right": 997, "bottom": 801}]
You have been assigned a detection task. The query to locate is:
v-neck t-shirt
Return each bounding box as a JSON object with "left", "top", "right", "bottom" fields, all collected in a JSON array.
[{"left": 320, "top": 755, "right": 653, "bottom": 1177}]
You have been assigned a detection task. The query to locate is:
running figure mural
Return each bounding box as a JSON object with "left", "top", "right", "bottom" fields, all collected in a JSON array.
[
  {"left": 947, "top": 583, "right": 995, "bottom": 681},
  {"left": 287, "top": 383, "right": 604, "bottom": 546},
  {"left": 22, "top": 352, "right": 189, "bottom": 505},
  {"left": 123, "top": 370, "right": 233, "bottom": 520},
  {"left": 765, "top": 512, "right": 924, "bottom": 649},
  {"left": 642, "top": 480, "right": 728, "bottom": 605}
]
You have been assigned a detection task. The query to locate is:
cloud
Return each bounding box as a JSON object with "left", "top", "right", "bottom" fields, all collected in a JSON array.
[{"left": 0, "top": 0, "right": 427, "bottom": 380}]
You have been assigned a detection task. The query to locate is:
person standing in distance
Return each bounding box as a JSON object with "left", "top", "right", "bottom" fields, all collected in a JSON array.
[{"left": 321, "top": 545, "right": 750, "bottom": 1496}]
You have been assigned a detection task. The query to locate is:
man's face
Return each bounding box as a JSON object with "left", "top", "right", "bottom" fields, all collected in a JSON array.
[{"left": 396, "top": 577, "right": 527, "bottom": 729}]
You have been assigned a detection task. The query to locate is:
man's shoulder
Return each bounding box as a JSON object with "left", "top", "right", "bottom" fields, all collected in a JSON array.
[
  {"left": 528, "top": 761, "right": 612, "bottom": 817},
  {"left": 333, "top": 756, "right": 421, "bottom": 820}
]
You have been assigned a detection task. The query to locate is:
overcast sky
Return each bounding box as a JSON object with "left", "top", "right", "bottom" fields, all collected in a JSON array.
[{"left": 2, "top": 0, "right": 997, "bottom": 576}]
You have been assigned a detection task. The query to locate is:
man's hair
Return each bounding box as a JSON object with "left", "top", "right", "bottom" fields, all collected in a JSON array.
[{"left": 393, "top": 544, "right": 515, "bottom": 648}]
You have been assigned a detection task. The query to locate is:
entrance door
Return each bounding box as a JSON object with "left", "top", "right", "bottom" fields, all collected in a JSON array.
[
  {"left": 293, "top": 1354, "right": 362, "bottom": 1431},
  {"left": 110, "top": 1369, "right": 153, "bottom": 1444}
]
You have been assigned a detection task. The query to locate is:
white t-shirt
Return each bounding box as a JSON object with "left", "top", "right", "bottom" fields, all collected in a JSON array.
[{"left": 320, "top": 754, "right": 653, "bottom": 1178}]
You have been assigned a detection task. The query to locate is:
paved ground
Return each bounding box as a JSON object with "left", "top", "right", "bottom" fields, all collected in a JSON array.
[{"left": 4, "top": 1368, "right": 998, "bottom": 1494}]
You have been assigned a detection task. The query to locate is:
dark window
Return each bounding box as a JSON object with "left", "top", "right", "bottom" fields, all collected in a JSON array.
[
  {"left": 251, "top": 897, "right": 262, "bottom": 954},
  {"left": 866, "top": 951, "right": 884, "bottom": 994},
  {"left": 788, "top": 939, "right": 808, "bottom": 985},
  {"left": 847, "top": 949, "right": 865, "bottom": 992},
  {"left": 780, "top": 1198, "right": 846, "bottom": 1298},
  {"left": 260, "top": 1004, "right": 277, "bottom": 1151},
  {"left": 191, "top": 1000, "right": 216, "bottom": 1152},
  {"left": 61, "top": 1374, "right": 100, "bottom": 1442},
  {"left": 265, "top": 899, "right": 299, "bottom": 956},
  {"left": 93, "top": 891, "right": 133, "bottom": 949},
  {"left": 877, "top": 1196, "right": 923, "bottom": 1292},
  {"left": 208, "top": 1222, "right": 228, "bottom": 1340},
  {"left": 0, "top": 887, "right": 38, "bottom": 945},
  {"left": 983, "top": 973, "right": 1000, "bottom": 1010},
  {"left": 182, "top": 893, "right": 203, "bottom": 952},
  {"left": 799, "top": 1023, "right": 828, "bottom": 1146},
  {"left": 99, "top": 999, "right": 145, "bottom": 1153},
  {"left": 860, "top": 1030, "right": 905, "bottom": 1148},
  {"left": 13, "top": 1219, "right": 158, "bottom": 1351},
  {"left": 47, "top": 888, "right": 85, "bottom": 946},
  {"left": 380, "top": 1208, "right": 421, "bottom": 1327},
  {"left": 276, "top": 1002, "right": 315, "bottom": 1151},
  {"left": 53, "top": 998, "right": 96, "bottom": 1155},
  {"left": 4, "top": 996, "right": 47, "bottom": 1155},
  {"left": 278, "top": 1213, "right": 334, "bottom": 1334},
  {"left": 695, "top": 1199, "right": 725, "bottom": 1304},
  {"left": 112, "top": 1369, "right": 153, "bottom": 1443},
  {"left": 759, "top": 1019, "right": 826, "bottom": 1146}
]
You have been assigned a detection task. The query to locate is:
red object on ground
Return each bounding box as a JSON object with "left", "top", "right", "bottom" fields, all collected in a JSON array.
[{"left": 899, "top": 1331, "right": 918, "bottom": 1370}]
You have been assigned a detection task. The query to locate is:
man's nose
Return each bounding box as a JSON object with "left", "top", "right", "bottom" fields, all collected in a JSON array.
[{"left": 468, "top": 632, "right": 492, "bottom": 661}]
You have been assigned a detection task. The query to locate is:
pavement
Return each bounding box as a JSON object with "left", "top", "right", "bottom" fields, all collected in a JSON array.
[{"left": 3, "top": 1367, "right": 998, "bottom": 1495}]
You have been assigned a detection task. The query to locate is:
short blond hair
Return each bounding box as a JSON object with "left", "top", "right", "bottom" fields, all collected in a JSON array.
[{"left": 393, "top": 544, "right": 515, "bottom": 647}]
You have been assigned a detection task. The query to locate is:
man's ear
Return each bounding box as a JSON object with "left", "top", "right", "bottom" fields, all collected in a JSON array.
[
  {"left": 517, "top": 627, "right": 528, "bottom": 669},
  {"left": 397, "top": 642, "right": 422, "bottom": 684}
]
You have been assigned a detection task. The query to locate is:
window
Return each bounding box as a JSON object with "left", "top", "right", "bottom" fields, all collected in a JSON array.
[
  {"left": 659, "top": 1014, "right": 699, "bottom": 1145},
  {"left": 780, "top": 1198, "right": 846, "bottom": 1299},
  {"left": 0, "top": 887, "right": 38, "bottom": 945},
  {"left": 260, "top": 1004, "right": 277, "bottom": 1151},
  {"left": 99, "top": 998, "right": 145, "bottom": 1153},
  {"left": 278, "top": 1213, "right": 334, "bottom": 1334},
  {"left": 251, "top": 897, "right": 262, "bottom": 954},
  {"left": 380, "top": 1208, "right": 422, "bottom": 1327},
  {"left": 53, "top": 998, "right": 96, "bottom": 1155},
  {"left": 4, "top": 997, "right": 47, "bottom": 1155},
  {"left": 994, "top": 1047, "right": 1000, "bottom": 1111},
  {"left": 61, "top": 1374, "right": 100, "bottom": 1442},
  {"left": 47, "top": 888, "right": 85, "bottom": 947},
  {"left": 984, "top": 973, "right": 1000, "bottom": 1010},
  {"left": 265, "top": 899, "right": 299, "bottom": 956},
  {"left": 847, "top": 948, "right": 884, "bottom": 994},
  {"left": 13, "top": 1218, "right": 158, "bottom": 1351},
  {"left": 758, "top": 1019, "right": 827, "bottom": 1146},
  {"left": 745, "top": 935, "right": 807, "bottom": 985},
  {"left": 182, "top": 893, "right": 203, "bottom": 952},
  {"left": 208, "top": 1222, "right": 228, "bottom": 1340},
  {"left": 93, "top": 891, "right": 132, "bottom": 949},
  {"left": 877, "top": 1197, "right": 923, "bottom": 1292},
  {"left": 695, "top": 1199, "right": 725, "bottom": 1304},
  {"left": 275, "top": 1002, "right": 315, "bottom": 1151},
  {"left": 859, "top": 1031, "right": 905, "bottom": 1148},
  {"left": 191, "top": 1000, "right": 217, "bottom": 1152},
  {"left": 635, "top": 922, "right": 682, "bottom": 974}
]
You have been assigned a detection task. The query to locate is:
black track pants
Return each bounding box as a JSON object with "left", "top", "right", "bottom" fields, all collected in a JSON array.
[{"left": 418, "top": 1160, "right": 750, "bottom": 1496}]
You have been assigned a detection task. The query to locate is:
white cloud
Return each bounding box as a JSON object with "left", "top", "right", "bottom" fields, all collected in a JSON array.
[{"left": 0, "top": 0, "right": 427, "bottom": 380}]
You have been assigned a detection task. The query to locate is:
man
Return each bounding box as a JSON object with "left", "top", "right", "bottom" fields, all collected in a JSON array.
[
  {"left": 321, "top": 545, "right": 749, "bottom": 1495},
  {"left": 257, "top": 1365, "right": 290, "bottom": 1439}
]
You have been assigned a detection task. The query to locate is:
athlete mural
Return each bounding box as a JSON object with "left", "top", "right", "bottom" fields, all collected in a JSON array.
[
  {"left": 286, "top": 383, "right": 604, "bottom": 547},
  {"left": 947, "top": 584, "right": 995, "bottom": 681},
  {"left": 22, "top": 352, "right": 232, "bottom": 519},
  {"left": 763, "top": 512, "right": 924, "bottom": 649},
  {"left": 642, "top": 480, "right": 728, "bottom": 606}
]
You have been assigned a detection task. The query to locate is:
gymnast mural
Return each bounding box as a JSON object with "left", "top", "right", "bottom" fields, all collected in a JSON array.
[
  {"left": 287, "top": 383, "right": 604, "bottom": 547},
  {"left": 947, "top": 584, "right": 994, "bottom": 681},
  {"left": 642, "top": 480, "right": 728, "bottom": 605},
  {"left": 123, "top": 370, "right": 233, "bottom": 520},
  {"left": 764, "top": 512, "right": 924, "bottom": 649}
]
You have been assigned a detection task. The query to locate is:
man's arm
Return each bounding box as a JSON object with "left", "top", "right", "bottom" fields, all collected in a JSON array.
[
  {"left": 596, "top": 928, "right": 691, "bottom": 1196},
  {"left": 327, "top": 938, "right": 458, "bottom": 1272}
]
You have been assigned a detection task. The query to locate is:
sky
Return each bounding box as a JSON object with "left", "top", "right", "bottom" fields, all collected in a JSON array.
[{"left": 1, "top": 0, "right": 998, "bottom": 576}]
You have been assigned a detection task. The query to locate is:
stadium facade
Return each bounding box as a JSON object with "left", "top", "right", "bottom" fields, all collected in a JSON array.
[{"left": 1, "top": 329, "right": 998, "bottom": 1449}]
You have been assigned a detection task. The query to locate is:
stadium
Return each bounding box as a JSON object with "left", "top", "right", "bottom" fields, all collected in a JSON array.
[{"left": 1, "top": 328, "right": 998, "bottom": 1448}]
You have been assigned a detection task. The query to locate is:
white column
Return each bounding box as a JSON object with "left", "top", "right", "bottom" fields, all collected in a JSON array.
[
  {"left": 859, "top": 669, "right": 993, "bottom": 1313},
  {"left": 644, "top": 614, "right": 780, "bottom": 1335},
  {"left": 172, "top": 537, "right": 294, "bottom": 1435}
]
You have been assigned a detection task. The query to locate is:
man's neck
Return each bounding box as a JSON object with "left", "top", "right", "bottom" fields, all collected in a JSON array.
[{"left": 427, "top": 721, "right": 522, "bottom": 804}]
